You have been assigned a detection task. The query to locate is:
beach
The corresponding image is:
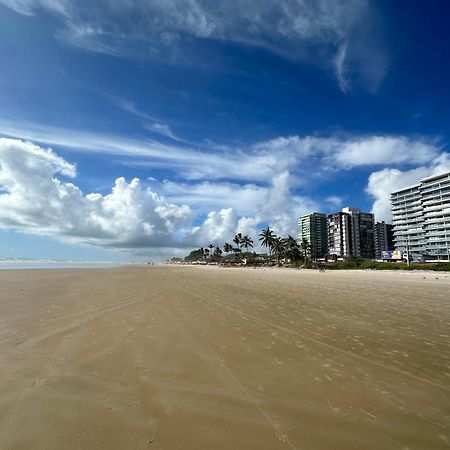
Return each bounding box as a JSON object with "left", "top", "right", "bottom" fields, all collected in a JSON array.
[{"left": 0, "top": 265, "right": 449, "bottom": 450}]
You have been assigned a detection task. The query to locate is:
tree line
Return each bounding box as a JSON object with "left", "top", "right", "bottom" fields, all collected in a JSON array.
[{"left": 184, "top": 227, "right": 312, "bottom": 265}]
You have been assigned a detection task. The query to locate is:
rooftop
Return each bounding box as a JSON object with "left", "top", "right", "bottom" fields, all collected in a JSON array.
[
  {"left": 420, "top": 170, "right": 450, "bottom": 183},
  {"left": 391, "top": 184, "right": 421, "bottom": 195},
  {"left": 391, "top": 171, "right": 450, "bottom": 195}
]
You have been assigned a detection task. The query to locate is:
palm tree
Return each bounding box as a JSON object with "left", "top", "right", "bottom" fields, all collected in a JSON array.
[
  {"left": 241, "top": 235, "right": 254, "bottom": 253},
  {"left": 213, "top": 246, "right": 223, "bottom": 261},
  {"left": 259, "top": 227, "right": 276, "bottom": 255},
  {"left": 223, "top": 242, "right": 233, "bottom": 256},
  {"left": 232, "top": 233, "right": 243, "bottom": 260},
  {"left": 233, "top": 233, "right": 243, "bottom": 249},
  {"left": 285, "top": 235, "right": 300, "bottom": 264},
  {"left": 271, "top": 236, "right": 286, "bottom": 265}
]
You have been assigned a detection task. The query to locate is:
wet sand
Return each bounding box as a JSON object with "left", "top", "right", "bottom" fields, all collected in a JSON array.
[{"left": 0, "top": 265, "right": 449, "bottom": 449}]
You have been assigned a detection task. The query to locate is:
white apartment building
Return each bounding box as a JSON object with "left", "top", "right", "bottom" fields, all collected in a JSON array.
[{"left": 391, "top": 171, "right": 450, "bottom": 261}]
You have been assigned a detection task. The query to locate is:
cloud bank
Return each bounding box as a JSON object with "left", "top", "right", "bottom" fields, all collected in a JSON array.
[
  {"left": 0, "top": 138, "right": 317, "bottom": 252},
  {"left": 1, "top": 117, "right": 441, "bottom": 182},
  {"left": 0, "top": 138, "right": 193, "bottom": 249}
]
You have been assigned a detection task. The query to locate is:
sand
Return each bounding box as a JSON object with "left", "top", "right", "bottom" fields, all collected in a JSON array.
[{"left": 0, "top": 265, "right": 449, "bottom": 450}]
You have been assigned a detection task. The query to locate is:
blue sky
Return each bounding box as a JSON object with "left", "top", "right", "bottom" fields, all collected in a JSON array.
[{"left": 1, "top": 0, "right": 450, "bottom": 261}]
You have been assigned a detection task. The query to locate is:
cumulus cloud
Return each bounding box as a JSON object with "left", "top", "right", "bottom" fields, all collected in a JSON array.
[
  {"left": 366, "top": 153, "right": 450, "bottom": 222},
  {"left": 0, "top": 0, "right": 386, "bottom": 91},
  {"left": 0, "top": 138, "right": 194, "bottom": 249},
  {"left": 257, "top": 171, "right": 319, "bottom": 236},
  {"left": 189, "top": 208, "right": 238, "bottom": 245},
  {"left": 185, "top": 171, "right": 318, "bottom": 247}
]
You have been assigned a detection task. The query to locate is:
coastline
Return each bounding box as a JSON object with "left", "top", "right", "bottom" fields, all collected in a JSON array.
[{"left": 0, "top": 260, "right": 128, "bottom": 270}]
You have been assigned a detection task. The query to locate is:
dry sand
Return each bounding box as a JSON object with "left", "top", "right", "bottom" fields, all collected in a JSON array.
[{"left": 0, "top": 265, "right": 449, "bottom": 449}]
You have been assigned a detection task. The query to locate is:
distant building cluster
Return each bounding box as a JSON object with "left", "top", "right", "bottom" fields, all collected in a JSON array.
[
  {"left": 299, "top": 208, "right": 394, "bottom": 261},
  {"left": 298, "top": 171, "right": 450, "bottom": 263}
]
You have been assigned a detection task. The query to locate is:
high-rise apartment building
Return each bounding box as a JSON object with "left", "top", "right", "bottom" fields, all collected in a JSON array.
[
  {"left": 327, "top": 207, "right": 375, "bottom": 259},
  {"left": 298, "top": 213, "right": 328, "bottom": 259},
  {"left": 391, "top": 183, "right": 424, "bottom": 261},
  {"left": 374, "top": 221, "right": 395, "bottom": 258},
  {"left": 391, "top": 171, "right": 450, "bottom": 261},
  {"left": 327, "top": 212, "right": 352, "bottom": 257}
]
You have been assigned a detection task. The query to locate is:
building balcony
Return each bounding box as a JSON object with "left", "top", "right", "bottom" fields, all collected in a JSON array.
[
  {"left": 422, "top": 193, "right": 450, "bottom": 204},
  {"left": 421, "top": 181, "right": 450, "bottom": 194}
]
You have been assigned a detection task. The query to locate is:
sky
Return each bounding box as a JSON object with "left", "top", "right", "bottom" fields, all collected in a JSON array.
[{"left": 1, "top": 0, "right": 450, "bottom": 261}]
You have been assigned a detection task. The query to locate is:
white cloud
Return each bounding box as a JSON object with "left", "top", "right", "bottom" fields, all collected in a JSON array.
[
  {"left": 0, "top": 0, "right": 69, "bottom": 15},
  {"left": 1, "top": 118, "right": 444, "bottom": 185},
  {"left": 0, "top": 138, "right": 194, "bottom": 249},
  {"left": 111, "top": 98, "right": 180, "bottom": 141},
  {"left": 189, "top": 208, "right": 238, "bottom": 245},
  {"left": 256, "top": 171, "right": 318, "bottom": 236},
  {"left": 332, "top": 136, "right": 440, "bottom": 168},
  {"left": 252, "top": 134, "right": 442, "bottom": 174},
  {"left": 0, "top": 118, "right": 278, "bottom": 183},
  {"left": 0, "top": 0, "right": 35, "bottom": 15},
  {"left": 159, "top": 180, "right": 267, "bottom": 217},
  {"left": 366, "top": 153, "right": 450, "bottom": 222},
  {"left": 2, "top": 112, "right": 446, "bottom": 172},
  {"left": 325, "top": 195, "right": 344, "bottom": 209},
  {"left": 0, "top": 0, "right": 385, "bottom": 91},
  {"left": 145, "top": 123, "right": 176, "bottom": 140},
  {"left": 185, "top": 171, "right": 319, "bottom": 245},
  {"left": 334, "top": 39, "right": 349, "bottom": 92}
]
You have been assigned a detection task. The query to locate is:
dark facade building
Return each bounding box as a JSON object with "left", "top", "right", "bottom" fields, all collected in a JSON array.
[
  {"left": 374, "top": 221, "right": 395, "bottom": 258},
  {"left": 327, "top": 207, "right": 375, "bottom": 259},
  {"left": 327, "top": 212, "right": 352, "bottom": 257}
]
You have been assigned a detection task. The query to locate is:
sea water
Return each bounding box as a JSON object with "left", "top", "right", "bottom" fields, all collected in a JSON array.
[{"left": 0, "top": 259, "right": 127, "bottom": 270}]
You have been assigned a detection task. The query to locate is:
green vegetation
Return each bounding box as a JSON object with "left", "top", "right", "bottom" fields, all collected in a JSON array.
[
  {"left": 184, "top": 228, "right": 301, "bottom": 265},
  {"left": 326, "top": 259, "right": 450, "bottom": 271},
  {"left": 185, "top": 233, "right": 255, "bottom": 263}
]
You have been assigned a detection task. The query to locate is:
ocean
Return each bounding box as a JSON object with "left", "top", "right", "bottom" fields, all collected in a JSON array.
[{"left": 0, "top": 259, "right": 127, "bottom": 270}]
